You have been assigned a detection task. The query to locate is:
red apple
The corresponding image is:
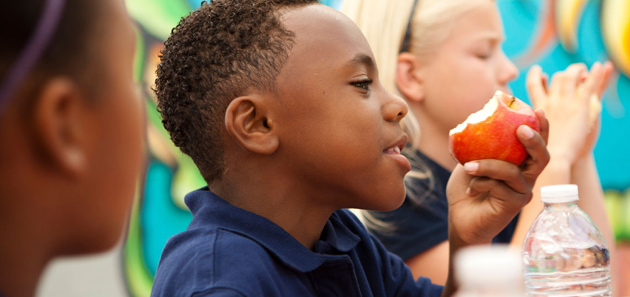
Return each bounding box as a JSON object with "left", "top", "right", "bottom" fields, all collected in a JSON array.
[{"left": 449, "top": 90, "right": 540, "bottom": 166}]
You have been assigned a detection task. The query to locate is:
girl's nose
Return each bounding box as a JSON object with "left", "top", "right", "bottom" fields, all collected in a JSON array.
[{"left": 498, "top": 50, "right": 519, "bottom": 86}]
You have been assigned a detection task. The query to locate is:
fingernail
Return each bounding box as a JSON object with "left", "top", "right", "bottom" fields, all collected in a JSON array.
[
  {"left": 464, "top": 162, "right": 478, "bottom": 172},
  {"left": 519, "top": 125, "right": 535, "bottom": 139}
]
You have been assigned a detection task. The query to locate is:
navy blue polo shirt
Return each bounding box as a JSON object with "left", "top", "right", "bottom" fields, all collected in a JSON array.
[{"left": 150, "top": 187, "right": 444, "bottom": 297}]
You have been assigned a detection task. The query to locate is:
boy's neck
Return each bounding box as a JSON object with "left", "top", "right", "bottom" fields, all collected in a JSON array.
[{"left": 212, "top": 178, "right": 335, "bottom": 250}]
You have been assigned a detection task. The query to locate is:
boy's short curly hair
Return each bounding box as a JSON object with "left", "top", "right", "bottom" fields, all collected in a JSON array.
[{"left": 155, "top": 0, "right": 317, "bottom": 183}]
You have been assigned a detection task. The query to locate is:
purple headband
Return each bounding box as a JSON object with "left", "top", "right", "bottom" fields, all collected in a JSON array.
[{"left": 0, "top": 0, "right": 66, "bottom": 109}]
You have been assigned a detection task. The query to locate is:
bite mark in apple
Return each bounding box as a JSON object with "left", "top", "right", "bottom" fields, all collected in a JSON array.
[{"left": 449, "top": 91, "right": 541, "bottom": 166}]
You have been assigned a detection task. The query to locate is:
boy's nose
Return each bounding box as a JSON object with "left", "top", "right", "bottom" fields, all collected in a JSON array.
[{"left": 383, "top": 91, "right": 408, "bottom": 122}]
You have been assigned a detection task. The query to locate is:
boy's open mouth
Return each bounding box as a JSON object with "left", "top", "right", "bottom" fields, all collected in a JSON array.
[
  {"left": 384, "top": 134, "right": 407, "bottom": 154},
  {"left": 384, "top": 146, "right": 402, "bottom": 154}
]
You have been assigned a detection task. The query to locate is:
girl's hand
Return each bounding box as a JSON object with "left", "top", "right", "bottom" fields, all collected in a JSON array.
[
  {"left": 576, "top": 62, "right": 613, "bottom": 159},
  {"left": 526, "top": 62, "right": 613, "bottom": 165}
]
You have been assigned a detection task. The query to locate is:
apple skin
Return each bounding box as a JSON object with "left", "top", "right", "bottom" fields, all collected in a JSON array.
[{"left": 449, "top": 91, "right": 540, "bottom": 166}]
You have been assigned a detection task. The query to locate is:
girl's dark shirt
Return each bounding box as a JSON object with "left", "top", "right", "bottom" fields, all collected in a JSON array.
[{"left": 365, "top": 149, "right": 519, "bottom": 260}]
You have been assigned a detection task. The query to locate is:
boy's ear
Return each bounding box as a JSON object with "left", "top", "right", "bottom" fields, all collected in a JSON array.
[
  {"left": 224, "top": 94, "right": 279, "bottom": 155},
  {"left": 33, "top": 78, "right": 89, "bottom": 177},
  {"left": 396, "top": 52, "right": 425, "bottom": 103}
]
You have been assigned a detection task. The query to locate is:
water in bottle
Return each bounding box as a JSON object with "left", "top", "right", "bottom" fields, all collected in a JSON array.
[{"left": 522, "top": 184, "right": 611, "bottom": 297}]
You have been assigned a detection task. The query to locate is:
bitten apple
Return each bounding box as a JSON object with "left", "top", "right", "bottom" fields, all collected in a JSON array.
[{"left": 449, "top": 90, "right": 540, "bottom": 166}]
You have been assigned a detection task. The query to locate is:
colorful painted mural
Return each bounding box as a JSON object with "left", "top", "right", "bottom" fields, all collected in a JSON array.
[
  {"left": 497, "top": 0, "right": 630, "bottom": 241},
  {"left": 122, "top": 0, "right": 630, "bottom": 296}
]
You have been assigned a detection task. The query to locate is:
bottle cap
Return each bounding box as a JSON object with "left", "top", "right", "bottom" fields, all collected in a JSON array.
[
  {"left": 540, "top": 184, "right": 579, "bottom": 203},
  {"left": 455, "top": 245, "right": 523, "bottom": 288}
]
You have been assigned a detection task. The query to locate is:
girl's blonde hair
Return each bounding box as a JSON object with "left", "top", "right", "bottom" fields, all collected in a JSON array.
[
  {"left": 341, "top": 0, "right": 486, "bottom": 231},
  {"left": 341, "top": 0, "right": 485, "bottom": 147}
]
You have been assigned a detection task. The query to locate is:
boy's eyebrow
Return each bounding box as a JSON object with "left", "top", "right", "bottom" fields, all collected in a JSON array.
[{"left": 347, "top": 53, "right": 376, "bottom": 71}]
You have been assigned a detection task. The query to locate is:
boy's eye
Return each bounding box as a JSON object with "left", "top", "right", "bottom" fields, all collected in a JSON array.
[{"left": 351, "top": 79, "right": 373, "bottom": 90}]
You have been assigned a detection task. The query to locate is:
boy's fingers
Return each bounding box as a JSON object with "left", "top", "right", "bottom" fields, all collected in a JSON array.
[
  {"left": 464, "top": 160, "right": 527, "bottom": 194},
  {"left": 517, "top": 125, "right": 550, "bottom": 180},
  {"left": 534, "top": 109, "right": 549, "bottom": 144},
  {"left": 467, "top": 176, "right": 532, "bottom": 207},
  {"left": 526, "top": 65, "right": 547, "bottom": 107}
]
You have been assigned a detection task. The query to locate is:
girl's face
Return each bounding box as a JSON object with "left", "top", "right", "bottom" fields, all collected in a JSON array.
[{"left": 416, "top": 0, "right": 518, "bottom": 133}]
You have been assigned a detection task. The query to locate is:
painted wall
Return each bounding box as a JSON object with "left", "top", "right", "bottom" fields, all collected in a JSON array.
[
  {"left": 497, "top": 0, "right": 630, "bottom": 242},
  {"left": 36, "top": 1, "right": 630, "bottom": 296}
]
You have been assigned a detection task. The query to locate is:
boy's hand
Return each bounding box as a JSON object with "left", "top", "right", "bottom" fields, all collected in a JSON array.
[
  {"left": 446, "top": 109, "right": 550, "bottom": 246},
  {"left": 441, "top": 110, "right": 549, "bottom": 297}
]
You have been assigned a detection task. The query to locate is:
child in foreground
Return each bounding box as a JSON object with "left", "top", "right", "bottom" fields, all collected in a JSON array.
[
  {"left": 150, "top": 0, "right": 550, "bottom": 296},
  {"left": 0, "top": 0, "right": 143, "bottom": 296}
]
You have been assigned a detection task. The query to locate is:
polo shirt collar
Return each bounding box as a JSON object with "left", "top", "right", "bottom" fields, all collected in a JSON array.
[{"left": 185, "top": 187, "right": 360, "bottom": 273}]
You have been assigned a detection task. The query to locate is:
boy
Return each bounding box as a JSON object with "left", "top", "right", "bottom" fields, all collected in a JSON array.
[
  {"left": 151, "top": 0, "right": 549, "bottom": 296},
  {"left": 0, "top": 0, "right": 143, "bottom": 296}
]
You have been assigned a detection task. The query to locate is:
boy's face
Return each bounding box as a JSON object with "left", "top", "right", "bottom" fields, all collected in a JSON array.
[{"left": 272, "top": 5, "right": 411, "bottom": 211}]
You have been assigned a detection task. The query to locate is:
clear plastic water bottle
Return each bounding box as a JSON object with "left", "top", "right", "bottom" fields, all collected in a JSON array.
[
  {"left": 454, "top": 245, "right": 526, "bottom": 297},
  {"left": 522, "top": 184, "right": 611, "bottom": 297}
]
